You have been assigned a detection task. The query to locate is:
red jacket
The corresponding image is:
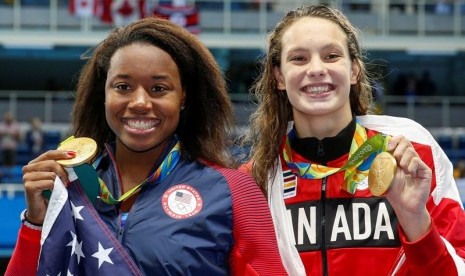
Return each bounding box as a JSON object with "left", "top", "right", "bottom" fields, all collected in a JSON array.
[{"left": 245, "top": 115, "right": 465, "bottom": 275}]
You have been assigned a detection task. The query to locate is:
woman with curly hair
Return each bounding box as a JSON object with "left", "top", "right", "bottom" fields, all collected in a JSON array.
[{"left": 6, "top": 17, "right": 286, "bottom": 276}]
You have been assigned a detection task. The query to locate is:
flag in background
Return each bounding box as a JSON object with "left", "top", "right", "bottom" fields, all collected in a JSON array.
[
  {"left": 37, "top": 171, "right": 142, "bottom": 276},
  {"left": 69, "top": 0, "right": 99, "bottom": 18},
  {"left": 153, "top": 3, "right": 200, "bottom": 34},
  {"left": 111, "top": 0, "right": 146, "bottom": 27}
]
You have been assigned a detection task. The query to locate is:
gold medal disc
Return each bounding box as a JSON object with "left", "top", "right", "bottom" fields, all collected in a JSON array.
[
  {"left": 56, "top": 137, "right": 97, "bottom": 167},
  {"left": 368, "top": 152, "right": 397, "bottom": 196}
]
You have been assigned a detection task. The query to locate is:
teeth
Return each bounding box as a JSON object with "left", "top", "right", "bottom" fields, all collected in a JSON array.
[
  {"left": 306, "top": 85, "right": 330, "bottom": 94},
  {"left": 126, "top": 120, "right": 155, "bottom": 130}
]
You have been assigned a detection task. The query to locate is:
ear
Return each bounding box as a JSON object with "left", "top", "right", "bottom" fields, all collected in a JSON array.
[
  {"left": 273, "top": 66, "right": 286, "bottom": 90},
  {"left": 350, "top": 60, "right": 361, "bottom": 85}
]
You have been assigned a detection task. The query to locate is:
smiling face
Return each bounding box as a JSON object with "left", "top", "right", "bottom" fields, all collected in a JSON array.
[
  {"left": 274, "top": 17, "right": 360, "bottom": 135},
  {"left": 105, "top": 43, "right": 185, "bottom": 154}
]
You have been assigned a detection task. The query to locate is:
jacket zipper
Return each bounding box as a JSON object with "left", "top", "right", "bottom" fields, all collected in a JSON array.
[
  {"left": 319, "top": 140, "right": 328, "bottom": 276},
  {"left": 117, "top": 225, "right": 124, "bottom": 243},
  {"left": 318, "top": 141, "right": 324, "bottom": 157},
  {"left": 321, "top": 176, "right": 328, "bottom": 276}
]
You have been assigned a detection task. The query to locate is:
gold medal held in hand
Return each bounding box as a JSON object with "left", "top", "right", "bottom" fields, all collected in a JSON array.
[
  {"left": 56, "top": 137, "right": 97, "bottom": 167},
  {"left": 368, "top": 152, "right": 397, "bottom": 196}
]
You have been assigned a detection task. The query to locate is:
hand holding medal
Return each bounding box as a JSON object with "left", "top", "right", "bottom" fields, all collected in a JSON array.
[
  {"left": 368, "top": 135, "right": 433, "bottom": 242},
  {"left": 56, "top": 137, "right": 98, "bottom": 167},
  {"left": 42, "top": 136, "right": 98, "bottom": 201}
]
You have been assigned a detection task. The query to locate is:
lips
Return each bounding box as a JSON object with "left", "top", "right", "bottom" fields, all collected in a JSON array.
[
  {"left": 123, "top": 119, "right": 159, "bottom": 130},
  {"left": 302, "top": 84, "right": 334, "bottom": 94}
]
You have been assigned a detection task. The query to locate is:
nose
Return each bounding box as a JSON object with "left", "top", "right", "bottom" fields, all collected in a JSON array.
[
  {"left": 129, "top": 87, "right": 151, "bottom": 111},
  {"left": 306, "top": 58, "right": 326, "bottom": 77}
]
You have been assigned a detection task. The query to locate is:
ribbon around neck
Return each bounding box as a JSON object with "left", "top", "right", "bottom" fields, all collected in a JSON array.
[
  {"left": 45, "top": 137, "right": 181, "bottom": 205},
  {"left": 282, "top": 123, "right": 390, "bottom": 194},
  {"left": 67, "top": 138, "right": 181, "bottom": 205},
  {"left": 97, "top": 140, "right": 181, "bottom": 205}
]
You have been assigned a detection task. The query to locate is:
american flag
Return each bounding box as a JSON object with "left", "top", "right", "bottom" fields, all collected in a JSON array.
[
  {"left": 37, "top": 166, "right": 142, "bottom": 276},
  {"left": 174, "top": 191, "right": 192, "bottom": 204}
]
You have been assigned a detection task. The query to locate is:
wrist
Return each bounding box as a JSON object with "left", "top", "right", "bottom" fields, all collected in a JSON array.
[
  {"left": 398, "top": 209, "right": 431, "bottom": 242},
  {"left": 20, "top": 209, "right": 43, "bottom": 231}
]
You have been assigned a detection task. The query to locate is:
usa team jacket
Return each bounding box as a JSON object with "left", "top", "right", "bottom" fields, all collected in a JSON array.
[
  {"left": 269, "top": 115, "right": 465, "bottom": 275},
  {"left": 6, "top": 144, "right": 287, "bottom": 275}
]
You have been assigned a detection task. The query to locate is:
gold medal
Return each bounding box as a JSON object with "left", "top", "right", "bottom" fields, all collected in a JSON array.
[
  {"left": 56, "top": 137, "right": 97, "bottom": 167},
  {"left": 368, "top": 152, "right": 397, "bottom": 196}
]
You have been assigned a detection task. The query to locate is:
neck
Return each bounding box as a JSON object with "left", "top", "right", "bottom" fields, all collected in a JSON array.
[
  {"left": 115, "top": 141, "right": 169, "bottom": 192},
  {"left": 294, "top": 113, "right": 353, "bottom": 139}
]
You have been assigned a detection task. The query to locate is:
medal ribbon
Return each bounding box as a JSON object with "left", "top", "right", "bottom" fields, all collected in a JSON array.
[
  {"left": 283, "top": 123, "right": 390, "bottom": 194},
  {"left": 98, "top": 139, "right": 181, "bottom": 205}
]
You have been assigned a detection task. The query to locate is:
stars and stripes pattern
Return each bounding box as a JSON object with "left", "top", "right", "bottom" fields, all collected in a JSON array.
[
  {"left": 175, "top": 191, "right": 193, "bottom": 204},
  {"left": 37, "top": 170, "right": 143, "bottom": 276}
]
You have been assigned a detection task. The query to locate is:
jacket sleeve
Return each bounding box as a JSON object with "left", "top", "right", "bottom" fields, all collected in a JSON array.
[
  {"left": 218, "top": 168, "right": 288, "bottom": 276},
  {"left": 359, "top": 115, "right": 465, "bottom": 274},
  {"left": 397, "top": 220, "right": 462, "bottom": 275},
  {"left": 401, "top": 141, "right": 465, "bottom": 274},
  {"left": 5, "top": 225, "right": 41, "bottom": 276}
]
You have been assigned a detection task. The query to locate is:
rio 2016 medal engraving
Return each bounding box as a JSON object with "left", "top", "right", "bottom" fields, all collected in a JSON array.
[
  {"left": 56, "top": 137, "right": 97, "bottom": 167},
  {"left": 368, "top": 152, "right": 397, "bottom": 196}
]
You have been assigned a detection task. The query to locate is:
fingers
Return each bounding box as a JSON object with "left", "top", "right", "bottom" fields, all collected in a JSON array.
[
  {"left": 21, "top": 150, "right": 75, "bottom": 224},
  {"left": 27, "top": 149, "right": 75, "bottom": 165},
  {"left": 24, "top": 150, "right": 74, "bottom": 183},
  {"left": 23, "top": 160, "right": 68, "bottom": 185},
  {"left": 387, "top": 136, "right": 430, "bottom": 178}
]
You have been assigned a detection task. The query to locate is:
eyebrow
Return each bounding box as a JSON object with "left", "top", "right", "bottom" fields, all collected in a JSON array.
[
  {"left": 110, "top": 74, "right": 170, "bottom": 81},
  {"left": 286, "top": 42, "right": 345, "bottom": 53}
]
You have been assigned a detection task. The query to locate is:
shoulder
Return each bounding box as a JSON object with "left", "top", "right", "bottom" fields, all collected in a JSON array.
[
  {"left": 208, "top": 165, "right": 264, "bottom": 201},
  {"left": 193, "top": 160, "right": 259, "bottom": 194},
  {"left": 360, "top": 114, "right": 437, "bottom": 165},
  {"left": 214, "top": 166, "right": 257, "bottom": 191},
  {"left": 358, "top": 114, "right": 434, "bottom": 145}
]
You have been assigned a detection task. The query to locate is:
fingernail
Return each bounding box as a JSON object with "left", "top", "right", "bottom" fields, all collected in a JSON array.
[{"left": 67, "top": 151, "right": 76, "bottom": 157}]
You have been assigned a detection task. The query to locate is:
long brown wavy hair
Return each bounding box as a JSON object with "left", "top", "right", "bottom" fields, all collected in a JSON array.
[
  {"left": 72, "top": 17, "right": 235, "bottom": 167},
  {"left": 247, "top": 5, "right": 374, "bottom": 193}
]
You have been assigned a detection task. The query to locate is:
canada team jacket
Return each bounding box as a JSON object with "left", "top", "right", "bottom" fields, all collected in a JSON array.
[{"left": 269, "top": 115, "right": 465, "bottom": 275}]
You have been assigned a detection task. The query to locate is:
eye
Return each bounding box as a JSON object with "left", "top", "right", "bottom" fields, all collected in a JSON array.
[
  {"left": 115, "top": 83, "right": 131, "bottom": 91},
  {"left": 289, "top": 55, "right": 306, "bottom": 62},
  {"left": 325, "top": 53, "right": 341, "bottom": 60},
  {"left": 152, "top": 85, "right": 167, "bottom": 93}
]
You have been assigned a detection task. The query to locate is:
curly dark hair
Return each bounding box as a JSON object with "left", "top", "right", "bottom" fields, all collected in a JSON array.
[{"left": 72, "top": 17, "right": 235, "bottom": 167}]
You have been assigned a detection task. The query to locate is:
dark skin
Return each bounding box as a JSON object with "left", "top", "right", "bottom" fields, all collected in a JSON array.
[
  {"left": 22, "top": 43, "right": 187, "bottom": 226},
  {"left": 22, "top": 150, "right": 75, "bottom": 225}
]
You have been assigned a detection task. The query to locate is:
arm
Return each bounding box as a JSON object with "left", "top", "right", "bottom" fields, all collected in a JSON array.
[
  {"left": 5, "top": 225, "right": 41, "bottom": 276},
  {"left": 359, "top": 115, "right": 465, "bottom": 274},
  {"left": 219, "top": 168, "right": 287, "bottom": 276},
  {"left": 6, "top": 150, "right": 75, "bottom": 275},
  {"left": 396, "top": 220, "right": 462, "bottom": 275},
  {"left": 386, "top": 137, "right": 465, "bottom": 274}
]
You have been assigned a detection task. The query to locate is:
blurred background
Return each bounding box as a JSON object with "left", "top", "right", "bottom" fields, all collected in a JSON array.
[{"left": 1, "top": 0, "right": 465, "bottom": 273}]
